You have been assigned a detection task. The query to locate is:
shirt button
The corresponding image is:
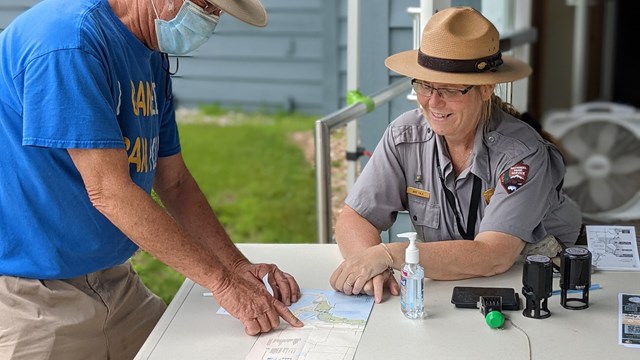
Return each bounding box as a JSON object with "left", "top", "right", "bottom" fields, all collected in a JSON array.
[
  {"left": 427, "top": 128, "right": 432, "bottom": 133},
  {"left": 488, "top": 136, "right": 495, "bottom": 143},
  {"left": 413, "top": 215, "right": 418, "bottom": 221}
]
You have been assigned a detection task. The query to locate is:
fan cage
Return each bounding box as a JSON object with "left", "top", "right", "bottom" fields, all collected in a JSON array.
[{"left": 543, "top": 103, "right": 640, "bottom": 222}]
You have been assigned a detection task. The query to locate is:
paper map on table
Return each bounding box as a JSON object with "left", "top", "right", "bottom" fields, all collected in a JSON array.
[
  {"left": 586, "top": 225, "right": 640, "bottom": 271},
  {"left": 245, "top": 290, "right": 374, "bottom": 360}
]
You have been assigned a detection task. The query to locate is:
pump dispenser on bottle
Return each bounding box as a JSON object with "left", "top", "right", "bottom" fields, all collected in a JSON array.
[{"left": 398, "top": 232, "right": 424, "bottom": 319}]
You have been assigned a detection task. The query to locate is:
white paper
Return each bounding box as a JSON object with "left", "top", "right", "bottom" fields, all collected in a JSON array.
[{"left": 586, "top": 225, "right": 640, "bottom": 271}]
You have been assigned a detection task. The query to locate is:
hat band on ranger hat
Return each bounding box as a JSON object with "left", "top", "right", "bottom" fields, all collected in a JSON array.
[
  {"left": 417, "top": 50, "right": 504, "bottom": 74},
  {"left": 384, "top": 6, "right": 532, "bottom": 85}
]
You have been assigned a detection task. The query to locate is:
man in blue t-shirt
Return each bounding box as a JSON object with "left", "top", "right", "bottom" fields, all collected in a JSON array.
[{"left": 0, "top": 0, "right": 303, "bottom": 358}]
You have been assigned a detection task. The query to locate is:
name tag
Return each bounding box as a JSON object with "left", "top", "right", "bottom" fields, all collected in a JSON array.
[{"left": 407, "top": 187, "right": 430, "bottom": 199}]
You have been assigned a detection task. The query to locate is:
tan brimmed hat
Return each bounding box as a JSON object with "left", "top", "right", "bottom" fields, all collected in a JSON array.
[
  {"left": 385, "top": 6, "right": 531, "bottom": 85},
  {"left": 209, "top": 0, "right": 268, "bottom": 27}
]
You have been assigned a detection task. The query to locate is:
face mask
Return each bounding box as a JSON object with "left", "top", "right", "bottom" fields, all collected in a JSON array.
[{"left": 151, "top": 0, "right": 219, "bottom": 55}]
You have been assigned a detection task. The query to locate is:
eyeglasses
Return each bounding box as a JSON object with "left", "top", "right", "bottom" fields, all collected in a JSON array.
[{"left": 411, "top": 79, "right": 474, "bottom": 101}]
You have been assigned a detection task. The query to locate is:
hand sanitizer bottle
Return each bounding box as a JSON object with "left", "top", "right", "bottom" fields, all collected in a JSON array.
[{"left": 398, "top": 232, "right": 424, "bottom": 319}]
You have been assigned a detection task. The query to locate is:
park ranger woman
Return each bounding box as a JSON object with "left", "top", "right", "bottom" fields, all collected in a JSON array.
[{"left": 329, "top": 6, "right": 582, "bottom": 303}]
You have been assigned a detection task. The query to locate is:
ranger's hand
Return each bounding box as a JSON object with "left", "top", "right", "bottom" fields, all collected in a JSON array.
[
  {"left": 360, "top": 270, "right": 400, "bottom": 303},
  {"left": 329, "top": 244, "right": 393, "bottom": 297}
]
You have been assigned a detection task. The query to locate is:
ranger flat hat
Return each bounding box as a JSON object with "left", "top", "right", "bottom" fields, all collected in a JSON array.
[
  {"left": 385, "top": 6, "right": 531, "bottom": 85},
  {"left": 210, "top": 0, "right": 268, "bottom": 27}
]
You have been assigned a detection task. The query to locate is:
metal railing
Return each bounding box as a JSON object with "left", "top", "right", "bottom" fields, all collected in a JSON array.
[{"left": 314, "top": 80, "right": 412, "bottom": 244}]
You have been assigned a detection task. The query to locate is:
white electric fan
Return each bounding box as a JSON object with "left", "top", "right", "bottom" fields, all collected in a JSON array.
[{"left": 543, "top": 102, "right": 640, "bottom": 222}]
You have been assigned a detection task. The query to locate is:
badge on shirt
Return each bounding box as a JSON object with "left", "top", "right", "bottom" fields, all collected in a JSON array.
[
  {"left": 407, "top": 186, "right": 430, "bottom": 199},
  {"left": 483, "top": 188, "right": 495, "bottom": 204},
  {"left": 501, "top": 161, "right": 529, "bottom": 194}
]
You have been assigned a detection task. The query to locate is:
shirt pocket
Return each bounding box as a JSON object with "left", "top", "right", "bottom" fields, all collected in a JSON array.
[{"left": 407, "top": 195, "right": 440, "bottom": 230}]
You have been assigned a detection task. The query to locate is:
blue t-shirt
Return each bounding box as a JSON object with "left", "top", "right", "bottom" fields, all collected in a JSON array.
[{"left": 0, "top": 0, "right": 181, "bottom": 279}]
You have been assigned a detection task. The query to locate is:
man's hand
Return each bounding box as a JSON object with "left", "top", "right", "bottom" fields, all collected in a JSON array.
[
  {"left": 232, "top": 261, "right": 301, "bottom": 306},
  {"left": 212, "top": 272, "right": 303, "bottom": 336},
  {"left": 329, "top": 245, "right": 393, "bottom": 298}
]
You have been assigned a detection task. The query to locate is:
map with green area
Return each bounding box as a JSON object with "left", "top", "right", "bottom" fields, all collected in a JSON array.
[
  {"left": 245, "top": 289, "right": 375, "bottom": 360},
  {"left": 290, "top": 290, "right": 373, "bottom": 327}
]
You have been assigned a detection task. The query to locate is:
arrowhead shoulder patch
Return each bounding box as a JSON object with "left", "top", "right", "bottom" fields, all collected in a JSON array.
[{"left": 501, "top": 161, "right": 529, "bottom": 194}]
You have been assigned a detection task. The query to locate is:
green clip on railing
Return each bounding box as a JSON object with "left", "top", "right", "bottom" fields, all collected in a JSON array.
[{"left": 346, "top": 89, "right": 375, "bottom": 113}]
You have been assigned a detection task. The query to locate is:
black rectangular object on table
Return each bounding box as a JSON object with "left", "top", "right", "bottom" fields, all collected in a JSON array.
[{"left": 451, "top": 286, "right": 521, "bottom": 311}]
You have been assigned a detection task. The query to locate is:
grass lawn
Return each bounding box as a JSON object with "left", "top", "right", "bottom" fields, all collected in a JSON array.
[{"left": 131, "top": 109, "right": 318, "bottom": 303}]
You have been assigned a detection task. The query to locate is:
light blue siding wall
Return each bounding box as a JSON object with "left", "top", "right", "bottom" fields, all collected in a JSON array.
[
  {"left": 358, "top": 0, "right": 415, "bottom": 160},
  {"left": 0, "top": 0, "right": 345, "bottom": 116},
  {"left": 336, "top": 0, "right": 348, "bottom": 110},
  {"left": 171, "top": 0, "right": 340, "bottom": 115}
]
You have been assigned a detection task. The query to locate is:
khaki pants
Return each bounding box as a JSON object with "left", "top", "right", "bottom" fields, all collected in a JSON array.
[{"left": 0, "top": 262, "right": 166, "bottom": 360}]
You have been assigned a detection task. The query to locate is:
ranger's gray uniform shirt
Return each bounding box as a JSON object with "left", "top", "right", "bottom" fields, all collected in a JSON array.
[{"left": 346, "top": 108, "right": 582, "bottom": 246}]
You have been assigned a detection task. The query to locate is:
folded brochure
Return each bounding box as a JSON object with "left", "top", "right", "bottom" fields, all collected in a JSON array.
[{"left": 619, "top": 293, "right": 640, "bottom": 348}]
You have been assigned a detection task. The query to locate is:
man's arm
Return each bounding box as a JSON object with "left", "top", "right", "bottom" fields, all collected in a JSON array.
[
  {"left": 152, "top": 153, "right": 249, "bottom": 272},
  {"left": 67, "top": 148, "right": 302, "bottom": 335},
  {"left": 68, "top": 148, "right": 227, "bottom": 289},
  {"left": 152, "top": 153, "right": 300, "bottom": 305}
]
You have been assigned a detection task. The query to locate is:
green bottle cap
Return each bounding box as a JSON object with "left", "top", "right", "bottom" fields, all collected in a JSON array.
[{"left": 485, "top": 311, "right": 505, "bottom": 329}]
